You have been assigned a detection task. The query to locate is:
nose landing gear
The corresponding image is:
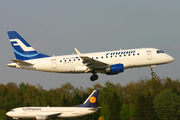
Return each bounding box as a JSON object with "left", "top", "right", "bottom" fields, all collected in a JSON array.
[
  {"left": 151, "top": 71, "right": 155, "bottom": 76},
  {"left": 90, "top": 73, "right": 98, "bottom": 81},
  {"left": 150, "top": 65, "right": 156, "bottom": 77}
]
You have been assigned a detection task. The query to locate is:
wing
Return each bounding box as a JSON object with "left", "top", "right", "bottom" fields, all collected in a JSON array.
[
  {"left": 36, "top": 113, "right": 61, "bottom": 119},
  {"left": 48, "top": 113, "right": 61, "bottom": 118},
  {"left": 74, "top": 48, "right": 109, "bottom": 72}
]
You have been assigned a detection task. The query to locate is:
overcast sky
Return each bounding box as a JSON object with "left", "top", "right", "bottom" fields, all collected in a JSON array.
[{"left": 0, "top": 1, "right": 179, "bottom": 90}]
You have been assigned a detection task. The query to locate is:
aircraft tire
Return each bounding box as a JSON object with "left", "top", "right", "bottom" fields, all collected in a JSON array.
[
  {"left": 151, "top": 72, "right": 155, "bottom": 76},
  {"left": 90, "top": 75, "right": 98, "bottom": 81}
]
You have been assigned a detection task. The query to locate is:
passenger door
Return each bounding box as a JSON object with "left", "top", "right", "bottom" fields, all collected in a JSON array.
[
  {"left": 146, "top": 50, "right": 152, "bottom": 60},
  {"left": 51, "top": 59, "right": 57, "bottom": 69}
]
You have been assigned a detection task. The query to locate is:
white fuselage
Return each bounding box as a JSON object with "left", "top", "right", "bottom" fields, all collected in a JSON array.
[
  {"left": 6, "top": 107, "right": 97, "bottom": 119},
  {"left": 8, "top": 48, "right": 174, "bottom": 74}
]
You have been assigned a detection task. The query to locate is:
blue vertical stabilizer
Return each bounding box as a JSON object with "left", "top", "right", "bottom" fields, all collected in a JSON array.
[{"left": 7, "top": 31, "right": 50, "bottom": 60}]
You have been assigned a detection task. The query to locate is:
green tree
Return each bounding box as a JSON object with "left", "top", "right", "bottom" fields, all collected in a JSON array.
[
  {"left": 120, "top": 104, "right": 130, "bottom": 120},
  {"left": 129, "top": 104, "right": 135, "bottom": 119},
  {"left": 100, "top": 103, "right": 110, "bottom": 120},
  {"left": 0, "top": 109, "right": 7, "bottom": 120},
  {"left": 98, "top": 81, "right": 122, "bottom": 119},
  {"left": 153, "top": 89, "right": 180, "bottom": 120},
  {"left": 163, "top": 77, "right": 180, "bottom": 94}
]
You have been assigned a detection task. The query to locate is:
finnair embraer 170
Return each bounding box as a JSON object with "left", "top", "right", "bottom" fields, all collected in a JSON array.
[
  {"left": 6, "top": 90, "right": 99, "bottom": 119},
  {"left": 7, "top": 31, "right": 174, "bottom": 81}
]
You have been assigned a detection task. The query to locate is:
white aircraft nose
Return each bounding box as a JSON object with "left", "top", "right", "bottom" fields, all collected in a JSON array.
[
  {"left": 168, "top": 55, "right": 174, "bottom": 62},
  {"left": 6, "top": 112, "right": 10, "bottom": 116}
]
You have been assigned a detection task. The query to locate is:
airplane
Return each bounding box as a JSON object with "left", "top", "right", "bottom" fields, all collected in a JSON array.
[
  {"left": 6, "top": 90, "right": 99, "bottom": 119},
  {"left": 7, "top": 31, "right": 174, "bottom": 81}
]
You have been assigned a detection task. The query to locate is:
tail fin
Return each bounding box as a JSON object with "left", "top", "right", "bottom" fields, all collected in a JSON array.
[
  {"left": 75, "top": 90, "right": 99, "bottom": 108},
  {"left": 7, "top": 31, "right": 50, "bottom": 61}
]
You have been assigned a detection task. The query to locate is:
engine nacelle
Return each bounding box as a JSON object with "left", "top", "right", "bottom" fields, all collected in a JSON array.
[
  {"left": 36, "top": 115, "right": 48, "bottom": 120},
  {"left": 106, "top": 63, "right": 124, "bottom": 75}
]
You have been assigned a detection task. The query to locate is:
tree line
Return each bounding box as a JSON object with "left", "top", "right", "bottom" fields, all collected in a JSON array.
[{"left": 0, "top": 77, "right": 180, "bottom": 120}]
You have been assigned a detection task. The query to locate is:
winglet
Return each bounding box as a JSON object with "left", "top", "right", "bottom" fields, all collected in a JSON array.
[{"left": 74, "top": 48, "right": 82, "bottom": 56}]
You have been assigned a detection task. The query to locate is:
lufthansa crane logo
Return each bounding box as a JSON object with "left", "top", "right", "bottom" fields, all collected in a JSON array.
[{"left": 89, "top": 96, "right": 96, "bottom": 103}]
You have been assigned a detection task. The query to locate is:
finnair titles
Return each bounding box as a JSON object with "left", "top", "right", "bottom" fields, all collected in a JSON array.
[
  {"left": 7, "top": 31, "right": 174, "bottom": 81},
  {"left": 106, "top": 50, "right": 136, "bottom": 56}
]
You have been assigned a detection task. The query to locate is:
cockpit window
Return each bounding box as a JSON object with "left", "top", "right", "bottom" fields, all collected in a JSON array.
[
  {"left": 11, "top": 110, "right": 15, "bottom": 112},
  {"left": 157, "top": 50, "right": 161, "bottom": 54},
  {"left": 157, "top": 50, "right": 165, "bottom": 54},
  {"left": 160, "top": 50, "right": 165, "bottom": 53}
]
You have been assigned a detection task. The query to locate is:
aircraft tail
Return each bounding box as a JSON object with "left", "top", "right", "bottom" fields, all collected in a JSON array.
[
  {"left": 7, "top": 31, "right": 50, "bottom": 61},
  {"left": 75, "top": 90, "right": 99, "bottom": 108}
]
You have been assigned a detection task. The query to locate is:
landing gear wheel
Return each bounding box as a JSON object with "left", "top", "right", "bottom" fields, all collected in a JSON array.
[
  {"left": 90, "top": 75, "right": 98, "bottom": 81},
  {"left": 150, "top": 65, "right": 156, "bottom": 77},
  {"left": 151, "top": 72, "right": 155, "bottom": 76}
]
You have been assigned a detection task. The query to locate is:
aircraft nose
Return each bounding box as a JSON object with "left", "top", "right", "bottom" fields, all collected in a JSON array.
[
  {"left": 168, "top": 55, "right": 174, "bottom": 62},
  {"left": 6, "top": 112, "right": 10, "bottom": 116}
]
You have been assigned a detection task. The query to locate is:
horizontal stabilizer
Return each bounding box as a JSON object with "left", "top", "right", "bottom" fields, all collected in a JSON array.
[
  {"left": 88, "top": 107, "right": 101, "bottom": 110},
  {"left": 12, "top": 59, "right": 34, "bottom": 65}
]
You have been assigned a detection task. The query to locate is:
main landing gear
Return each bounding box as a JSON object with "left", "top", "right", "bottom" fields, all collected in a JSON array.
[
  {"left": 90, "top": 73, "right": 98, "bottom": 81},
  {"left": 150, "top": 65, "right": 156, "bottom": 77}
]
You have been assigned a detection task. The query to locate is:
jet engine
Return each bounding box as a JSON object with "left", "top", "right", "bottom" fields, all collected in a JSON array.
[{"left": 105, "top": 63, "right": 124, "bottom": 75}]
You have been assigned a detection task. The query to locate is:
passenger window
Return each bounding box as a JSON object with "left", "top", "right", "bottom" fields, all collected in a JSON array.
[
  {"left": 119, "top": 55, "right": 121, "bottom": 57},
  {"left": 96, "top": 57, "right": 98, "bottom": 59},
  {"left": 69, "top": 59, "right": 71, "bottom": 62},
  {"left": 60, "top": 60, "right": 62, "bottom": 62},
  {"left": 128, "top": 54, "right": 130, "bottom": 56},
  {"left": 124, "top": 54, "right": 126, "bottom": 57},
  {"left": 106, "top": 56, "right": 108, "bottom": 58},
  {"left": 137, "top": 53, "right": 139, "bottom": 55},
  {"left": 74, "top": 59, "right": 76, "bottom": 61},
  {"left": 111, "top": 56, "right": 112, "bottom": 58},
  {"left": 101, "top": 56, "right": 103, "bottom": 59},
  {"left": 115, "top": 55, "right": 117, "bottom": 57},
  {"left": 64, "top": 60, "right": 66, "bottom": 62},
  {"left": 133, "top": 54, "right": 135, "bottom": 56},
  {"left": 78, "top": 59, "right": 80, "bottom": 61}
]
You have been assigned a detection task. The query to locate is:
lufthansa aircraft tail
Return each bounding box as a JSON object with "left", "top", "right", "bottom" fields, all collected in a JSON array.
[
  {"left": 7, "top": 31, "right": 50, "bottom": 61},
  {"left": 75, "top": 90, "right": 99, "bottom": 108}
]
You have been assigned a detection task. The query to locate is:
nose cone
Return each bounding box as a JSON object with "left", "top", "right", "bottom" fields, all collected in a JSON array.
[
  {"left": 6, "top": 112, "right": 10, "bottom": 116},
  {"left": 168, "top": 55, "right": 174, "bottom": 62}
]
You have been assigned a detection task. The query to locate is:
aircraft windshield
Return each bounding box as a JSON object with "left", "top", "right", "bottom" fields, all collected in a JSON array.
[
  {"left": 160, "top": 50, "right": 165, "bottom": 53},
  {"left": 157, "top": 50, "right": 165, "bottom": 54},
  {"left": 11, "top": 110, "right": 15, "bottom": 112}
]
